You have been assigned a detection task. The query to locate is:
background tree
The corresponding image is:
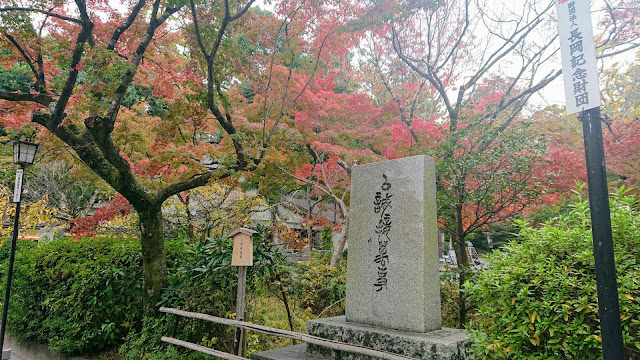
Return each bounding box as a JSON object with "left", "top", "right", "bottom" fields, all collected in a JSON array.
[
  {"left": 0, "top": 0, "right": 346, "bottom": 316},
  {"left": 163, "top": 181, "right": 264, "bottom": 243},
  {"left": 23, "top": 161, "right": 103, "bottom": 224}
]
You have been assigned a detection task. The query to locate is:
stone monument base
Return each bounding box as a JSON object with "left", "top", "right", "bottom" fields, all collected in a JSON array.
[{"left": 254, "top": 316, "right": 468, "bottom": 360}]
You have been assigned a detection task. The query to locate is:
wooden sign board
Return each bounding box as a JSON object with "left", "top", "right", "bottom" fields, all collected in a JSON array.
[{"left": 230, "top": 228, "right": 256, "bottom": 266}]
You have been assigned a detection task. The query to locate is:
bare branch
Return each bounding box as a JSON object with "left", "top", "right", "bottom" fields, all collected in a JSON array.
[
  {"left": 51, "top": 1, "right": 94, "bottom": 125},
  {"left": 189, "top": 0, "right": 209, "bottom": 58},
  {"left": 2, "top": 33, "right": 38, "bottom": 83},
  {"left": 156, "top": 171, "right": 221, "bottom": 205},
  {"left": 0, "top": 7, "right": 82, "bottom": 23}
]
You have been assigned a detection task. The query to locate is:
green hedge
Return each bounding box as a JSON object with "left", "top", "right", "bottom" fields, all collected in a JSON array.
[
  {"left": 1, "top": 235, "right": 186, "bottom": 355},
  {"left": 466, "top": 188, "right": 640, "bottom": 359}
]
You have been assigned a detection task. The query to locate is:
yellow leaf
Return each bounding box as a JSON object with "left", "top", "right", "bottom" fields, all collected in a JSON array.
[
  {"left": 594, "top": 335, "right": 602, "bottom": 343},
  {"left": 511, "top": 298, "right": 516, "bottom": 305},
  {"left": 624, "top": 294, "right": 634, "bottom": 301},
  {"left": 531, "top": 312, "right": 537, "bottom": 323}
]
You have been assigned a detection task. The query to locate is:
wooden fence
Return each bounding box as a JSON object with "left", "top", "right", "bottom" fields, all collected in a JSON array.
[{"left": 160, "top": 307, "right": 415, "bottom": 360}]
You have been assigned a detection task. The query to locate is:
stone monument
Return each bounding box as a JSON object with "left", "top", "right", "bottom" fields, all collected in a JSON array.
[
  {"left": 345, "top": 155, "right": 441, "bottom": 332},
  {"left": 255, "top": 155, "right": 467, "bottom": 360}
]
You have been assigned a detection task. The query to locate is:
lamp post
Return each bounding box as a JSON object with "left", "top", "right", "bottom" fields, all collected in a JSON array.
[{"left": 0, "top": 140, "right": 39, "bottom": 359}]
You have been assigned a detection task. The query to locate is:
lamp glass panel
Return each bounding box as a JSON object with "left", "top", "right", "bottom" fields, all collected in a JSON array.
[
  {"left": 13, "top": 142, "right": 19, "bottom": 164},
  {"left": 13, "top": 141, "right": 39, "bottom": 165},
  {"left": 26, "top": 143, "right": 37, "bottom": 163}
]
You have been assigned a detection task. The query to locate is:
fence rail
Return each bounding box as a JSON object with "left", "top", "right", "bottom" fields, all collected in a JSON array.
[{"left": 160, "top": 307, "right": 415, "bottom": 360}]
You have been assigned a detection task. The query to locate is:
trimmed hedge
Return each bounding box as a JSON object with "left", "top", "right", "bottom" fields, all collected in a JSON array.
[
  {"left": 467, "top": 188, "right": 640, "bottom": 359},
  {"left": 1, "top": 236, "right": 186, "bottom": 355}
]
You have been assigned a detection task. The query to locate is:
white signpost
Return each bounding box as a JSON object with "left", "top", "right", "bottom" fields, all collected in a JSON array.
[
  {"left": 556, "top": 1, "right": 624, "bottom": 358},
  {"left": 12, "top": 169, "right": 23, "bottom": 203},
  {"left": 556, "top": 0, "right": 600, "bottom": 114}
]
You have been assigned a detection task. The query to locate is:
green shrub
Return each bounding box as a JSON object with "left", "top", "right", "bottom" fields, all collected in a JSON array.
[
  {"left": 466, "top": 188, "right": 640, "bottom": 359},
  {"left": 440, "top": 268, "right": 461, "bottom": 328},
  {"left": 3, "top": 235, "right": 186, "bottom": 355},
  {"left": 291, "top": 255, "right": 346, "bottom": 315},
  {"left": 140, "top": 227, "right": 286, "bottom": 356},
  {"left": 119, "top": 317, "right": 192, "bottom": 360}
]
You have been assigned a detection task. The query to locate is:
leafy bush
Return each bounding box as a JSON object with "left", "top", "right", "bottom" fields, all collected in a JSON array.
[
  {"left": 119, "top": 317, "right": 190, "bottom": 360},
  {"left": 440, "top": 268, "right": 461, "bottom": 328},
  {"left": 466, "top": 188, "right": 640, "bottom": 359},
  {"left": 3, "top": 235, "right": 186, "bottom": 355},
  {"left": 137, "top": 226, "right": 286, "bottom": 356},
  {"left": 291, "top": 254, "right": 346, "bottom": 315}
]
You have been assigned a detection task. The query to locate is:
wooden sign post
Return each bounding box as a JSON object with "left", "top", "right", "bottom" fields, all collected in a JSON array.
[{"left": 230, "top": 228, "right": 256, "bottom": 357}]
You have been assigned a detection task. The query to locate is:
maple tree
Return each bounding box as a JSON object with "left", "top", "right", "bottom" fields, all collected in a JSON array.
[
  {"left": 527, "top": 53, "right": 640, "bottom": 203},
  {"left": 600, "top": 55, "right": 640, "bottom": 192},
  {"left": 279, "top": 148, "right": 352, "bottom": 266},
  {"left": 271, "top": 69, "right": 395, "bottom": 265},
  {"left": 357, "top": 0, "right": 640, "bottom": 326},
  {"left": 0, "top": 0, "right": 346, "bottom": 315}
]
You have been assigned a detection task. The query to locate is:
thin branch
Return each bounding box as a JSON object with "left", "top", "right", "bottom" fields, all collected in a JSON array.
[
  {"left": 253, "top": 21, "right": 336, "bottom": 170},
  {"left": 105, "top": 1, "right": 182, "bottom": 128},
  {"left": 0, "top": 7, "right": 82, "bottom": 23},
  {"left": 107, "top": 0, "right": 147, "bottom": 50},
  {"left": 597, "top": 0, "right": 617, "bottom": 50},
  {"left": 2, "top": 33, "right": 38, "bottom": 82}
]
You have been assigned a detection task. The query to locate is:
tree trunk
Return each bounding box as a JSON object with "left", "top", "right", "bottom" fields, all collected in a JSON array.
[
  {"left": 306, "top": 187, "right": 314, "bottom": 250},
  {"left": 330, "top": 213, "right": 349, "bottom": 268},
  {"left": 139, "top": 205, "right": 168, "bottom": 317},
  {"left": 455, "top": 204, "right": 469, "bottom": 328}
]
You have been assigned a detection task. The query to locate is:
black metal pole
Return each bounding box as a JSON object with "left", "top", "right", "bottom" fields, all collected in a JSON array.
[
  {"left": 0, "top": 166, "right": 25, "bottom": 358},
  {"left": 580, "top": 107, "right": 625, "bottom": 359}
]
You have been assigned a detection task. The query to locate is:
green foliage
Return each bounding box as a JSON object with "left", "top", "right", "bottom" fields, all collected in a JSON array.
[
  {"left": 466, "top": 188, "right": 640, "bottom": 359},
  {"left": 4, "top": 236, "right": 142, "bottom": 354},
  {"left": 119, "top": 317, "right": 190, "bottom": 360},
  {"left": 318, "top": 226, "right": 335, "bottom": 251},
  {"left": 290, "top": 255, "right": 346, "bottom": 315},
  {"left": 2, "top": 235, "right": 187, "bottom": 356},
  {"left": 122, "top": 85, "right": 168, "bottom": 117},
  {"left": 135, "top": 226, "right": 287, "bottom": 355},
  {"left": 0, "top": 63, "right": 32, "bottom": 93},
  {"left": 440, "top": 269, "right": 461, "bottom": 328}
]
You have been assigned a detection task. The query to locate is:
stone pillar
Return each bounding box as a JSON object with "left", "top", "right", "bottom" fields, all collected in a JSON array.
[{"left": 345, "top": 155, "right": 442, "bottom": 332}]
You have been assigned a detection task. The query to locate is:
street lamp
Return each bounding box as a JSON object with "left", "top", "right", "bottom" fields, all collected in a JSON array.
[
  {"left": 12, "top": 141, "right": 39, "bottom": 167},
  {"left": 0, "top": 140, "right": 39, "bottom": 359}
]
